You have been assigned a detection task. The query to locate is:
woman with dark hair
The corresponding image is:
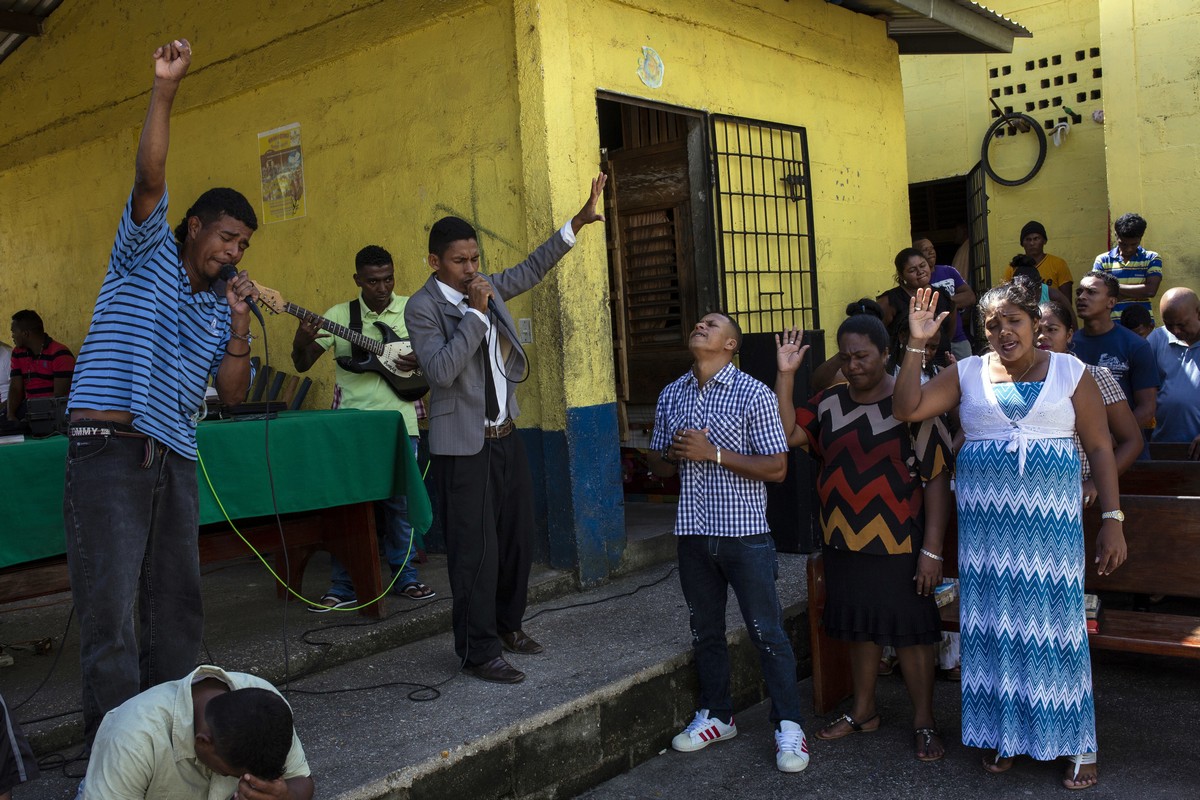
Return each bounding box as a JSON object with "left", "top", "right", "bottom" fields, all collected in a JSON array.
[
  {"left": 878, "top": 248, "right": 955, "bottom": 368},
  {"left": 1037, "top": 301, "right": 1142, "bottom": 502},
  {"left": 893, "top": 282, "right": 1127, "bottom": 790},
  {"left": 775, "top": 314, "right": 952, "bottom": 762},
  {"left": 809, "top": 299, "right": 885, "bottom": 393}
]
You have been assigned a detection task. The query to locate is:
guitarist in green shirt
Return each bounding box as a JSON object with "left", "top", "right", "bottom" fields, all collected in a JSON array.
[{"left": 292, "top": 245, "right": 435, "bottom": 608}]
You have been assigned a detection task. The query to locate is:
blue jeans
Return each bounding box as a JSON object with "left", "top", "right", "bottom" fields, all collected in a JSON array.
[
  {"left": 63, "top": 430, "right": 203, "bottom": 745},
  {"left": 328, "top": 436, "right": 420, "bottom": 598},
  {"left": 677, "top": 534, "right": 801, "bottom": 726}
]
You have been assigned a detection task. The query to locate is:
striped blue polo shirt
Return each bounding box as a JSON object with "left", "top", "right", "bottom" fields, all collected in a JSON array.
[
  {"left": 69, "top": 189, "right": 231, "bottom": 459},
  {"left": 1092, "top": 244, "right": 1163, "bottom": 322}
]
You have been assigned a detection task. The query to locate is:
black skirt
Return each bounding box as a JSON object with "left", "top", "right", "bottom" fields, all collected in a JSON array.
[{"left": 821, "top": 545, "right": 942, "bottom": 647}]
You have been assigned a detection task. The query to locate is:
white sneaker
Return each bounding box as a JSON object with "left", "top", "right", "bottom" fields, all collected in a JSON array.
[
  {"left": 775, "top": 720, "right": 810, "bottom": 773},
  {"left": 671, "top": 709, "right": 737, "bottom": 752}
]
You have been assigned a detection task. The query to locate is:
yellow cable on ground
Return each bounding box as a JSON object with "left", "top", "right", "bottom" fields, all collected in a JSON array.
[{"left": 197, "top": 451, "right": 409, "bottom": 612}]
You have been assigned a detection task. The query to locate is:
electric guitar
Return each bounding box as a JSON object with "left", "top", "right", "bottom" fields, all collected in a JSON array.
[{"left": 252, "top": 282, "right": 429, "bottom": 402}]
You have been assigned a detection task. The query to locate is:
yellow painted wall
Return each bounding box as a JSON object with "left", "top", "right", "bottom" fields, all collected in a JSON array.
[
  {"left": 551, "top": 0, "right": 911, "bottom": 411},
  {"left": 902, "top": 0, "right": 1110, "bottom": 283},
  {"left": 1100, "top": 0, "right": 1200, "bottom": 293},
  {"left": 3, "top": 0, "right": 912, "bottom": 426},
  {"left": 0, "top": 0, "right": 529, "bottom": 415}
]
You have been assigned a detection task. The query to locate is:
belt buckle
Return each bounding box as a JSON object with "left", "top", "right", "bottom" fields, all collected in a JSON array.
[{"left": 486, "top": 419, "right": 512, "bottom": 439}]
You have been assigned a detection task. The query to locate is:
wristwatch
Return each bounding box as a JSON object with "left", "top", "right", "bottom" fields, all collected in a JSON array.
[{"left": 1101, "top": 509, "right": 1125, "bottom": 522}]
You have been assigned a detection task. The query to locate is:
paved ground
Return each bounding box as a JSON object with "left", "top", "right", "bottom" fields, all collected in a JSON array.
[
  {"left": 4, "top": 541, "right": 1198, "bottom": 799},
  {"left": 579, "top": 648, "right": 1200, "bottom": 800}
]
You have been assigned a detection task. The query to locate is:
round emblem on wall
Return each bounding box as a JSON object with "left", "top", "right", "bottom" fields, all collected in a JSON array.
[{"left": 637, "top": 46, "right": 664, "bottom": 89}]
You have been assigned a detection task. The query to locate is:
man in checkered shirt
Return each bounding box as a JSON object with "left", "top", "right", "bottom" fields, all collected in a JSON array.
[{"left": 648, "top": 311, "right": 809, "bottom": 774}]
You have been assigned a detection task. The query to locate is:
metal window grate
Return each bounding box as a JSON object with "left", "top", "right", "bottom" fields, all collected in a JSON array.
[{"left": 710, "top": 115, "right": 819, "bottom": 334}]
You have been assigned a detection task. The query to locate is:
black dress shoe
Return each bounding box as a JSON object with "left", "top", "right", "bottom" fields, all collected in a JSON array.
[
  {"left": 500, "top": 630, "right": 544, "bottom": 655},
  {"left": 463, "top": 655, "right": 525, "bottom": 684}
]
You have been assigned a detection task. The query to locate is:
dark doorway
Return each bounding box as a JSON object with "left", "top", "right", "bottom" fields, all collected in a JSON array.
[{"left": 908, "top": 165, "right": 992, "bottom": 295}]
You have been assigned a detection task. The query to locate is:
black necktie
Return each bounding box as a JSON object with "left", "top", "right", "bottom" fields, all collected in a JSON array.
[{"left": 483, "top": 342, "right": 500, "bottom": 421}]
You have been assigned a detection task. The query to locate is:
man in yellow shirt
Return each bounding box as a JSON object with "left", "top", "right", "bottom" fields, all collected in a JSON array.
[
  {"left": 1001, "top": 221, "right": 1073, "bottom": 300},
  {"left": 81, "top": 665, "right": 312, "bottom": 799}
]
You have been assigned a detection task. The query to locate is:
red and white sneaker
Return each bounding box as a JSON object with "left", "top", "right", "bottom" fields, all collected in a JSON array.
[
  {"left": 671, "top": 709, "right": 737, "bottom": 752},
  {"left": 775, "top": 720, "right": 810, "bottom": 772}
]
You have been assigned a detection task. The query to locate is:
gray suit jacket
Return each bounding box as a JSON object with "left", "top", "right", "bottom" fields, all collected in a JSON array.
[{"left": 405, "top": 229, "right": 573, "bottom": 456}]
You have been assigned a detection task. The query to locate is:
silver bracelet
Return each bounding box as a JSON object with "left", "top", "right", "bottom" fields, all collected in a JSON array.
[
  {"left": 715, "top": 446, "right": 722, "bottom": 467},
  {"left": 904, "top": 345, "right": 925, "bottom": 356},
  {"left": 919, "top": 548, "right": 944, "bottom": 562}
]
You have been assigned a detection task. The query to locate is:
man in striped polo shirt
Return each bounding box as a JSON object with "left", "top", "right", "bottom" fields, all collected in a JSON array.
[
  {"left": 65, "top": 38, "right": 259, "bottom": 747},
  {"left": 6, "top": 309, "right": 75, "bottom": 421},
  {"left": 1092, "top": 212, "right": 1163, "bottom": 322},
  {"left": 648, "top": 312, "right": 810, "bottom": 774}
]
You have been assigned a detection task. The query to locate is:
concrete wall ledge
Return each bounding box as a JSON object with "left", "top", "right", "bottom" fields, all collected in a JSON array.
[{"left": 339, "top": 601, "right": 811, "bottom": 800}]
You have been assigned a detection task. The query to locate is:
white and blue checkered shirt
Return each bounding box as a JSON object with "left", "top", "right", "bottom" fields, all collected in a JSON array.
[{"left": 651, "top": 362, "right": 789, "bottom": 537}]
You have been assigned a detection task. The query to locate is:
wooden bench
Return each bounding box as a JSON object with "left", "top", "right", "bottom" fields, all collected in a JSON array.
[
  {"left": 807, "top": 465, "right": 1200, "bottom": 713},
  {"left": 0, "top": 502, "right": 386, "bottom": 618},
  {"left": 1149, "top": 441, "right": 1196, "bottom": 462}
]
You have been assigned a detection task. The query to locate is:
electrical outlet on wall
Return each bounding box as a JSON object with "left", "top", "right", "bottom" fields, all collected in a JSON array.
[{"left": 518, "top": 318, "right": 533, "bottom": 344}]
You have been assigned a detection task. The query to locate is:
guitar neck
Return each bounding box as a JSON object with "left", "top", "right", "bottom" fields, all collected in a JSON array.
[{"left": 286, "top": 304, "right": 384, "bottom": 355}]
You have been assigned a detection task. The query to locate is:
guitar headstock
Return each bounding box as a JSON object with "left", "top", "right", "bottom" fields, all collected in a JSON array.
[{"left": 250, "top": 280, "right": 286, "bottom": 315}]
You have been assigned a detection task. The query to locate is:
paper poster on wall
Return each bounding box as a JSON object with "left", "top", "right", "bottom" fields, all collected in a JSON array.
[{"left": 257, "top": 123, "right": 306, "bottom": 223}]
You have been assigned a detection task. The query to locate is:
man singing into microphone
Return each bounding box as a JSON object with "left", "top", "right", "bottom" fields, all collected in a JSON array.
[
  {"left": 405, "top": 173, "right": 606, "bottom": 684},
  {"left": 65, "top": 38, "right": 258, "bottom": 747}
]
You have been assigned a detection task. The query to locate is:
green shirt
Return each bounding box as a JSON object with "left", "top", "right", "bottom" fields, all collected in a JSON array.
[
  {"left": 316, "top": 292, "right": 418, "bottom": 437},
  {"left": 83, "top": 665, "right": 310, "bottom": 800}
]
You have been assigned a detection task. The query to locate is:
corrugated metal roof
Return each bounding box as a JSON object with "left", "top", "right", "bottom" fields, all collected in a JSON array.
[
  {"left": 832, "top": 0, "right": 1032, "bottom": 54},
  {"left": 0, "top": 0, "right": 64, "bottom": 66}
]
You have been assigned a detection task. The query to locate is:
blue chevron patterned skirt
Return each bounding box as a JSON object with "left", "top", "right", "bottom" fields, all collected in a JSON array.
[{"left": 955, "top": 436, "right": 1097, "bottom": 760}]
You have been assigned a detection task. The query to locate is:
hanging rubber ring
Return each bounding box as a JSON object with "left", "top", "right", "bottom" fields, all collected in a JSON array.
[{"left": 981, "top": 112, "right": 1047, "bottom": 187}]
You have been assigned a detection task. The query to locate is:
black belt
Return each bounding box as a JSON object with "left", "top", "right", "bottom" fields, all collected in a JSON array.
[
  {"left": 68, "top": 421, "right": 149, "bottom": 440},
  {"left": 484, "top": 419, "right": 514, "bottom": 439}
]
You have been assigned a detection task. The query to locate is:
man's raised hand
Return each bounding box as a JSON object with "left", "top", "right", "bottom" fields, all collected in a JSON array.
[
  {"left": 153, "top": 39, "right": 192, "bottom": 83},
  {"left": 571, "top": 173, "right": 608, "bottom": 232}
]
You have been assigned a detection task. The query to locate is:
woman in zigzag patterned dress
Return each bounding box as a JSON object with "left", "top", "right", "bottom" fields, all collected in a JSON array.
[
  {"left": 894, "top": 282, "right": 1128, "bottom": 791},
  {"left": 776, "top": 313, "right": 953, "bottom": 763}
]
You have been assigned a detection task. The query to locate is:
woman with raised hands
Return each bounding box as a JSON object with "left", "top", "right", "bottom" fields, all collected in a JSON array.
[
  {"left": 893, "top": 283, "right": 1127, "bottom": 791},
  {"left": 776, "top": 314, "right": 952, "bottom": 763}
]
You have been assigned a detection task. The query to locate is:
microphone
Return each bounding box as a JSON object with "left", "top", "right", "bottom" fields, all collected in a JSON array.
[{"left": 219, "top": 265, "right": 264, "bottom": 324}]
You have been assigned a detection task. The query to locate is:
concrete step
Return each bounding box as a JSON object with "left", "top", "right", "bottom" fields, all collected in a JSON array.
[
  {"left": 13, "top": 549, "right": 812, "bottom": 800},
  {"left": 3, "top": 550, "right": 582, "bottom": 757}
]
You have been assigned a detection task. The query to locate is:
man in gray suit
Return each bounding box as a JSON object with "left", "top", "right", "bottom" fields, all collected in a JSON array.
[{"left": 405, "top": 173, "right": 607, "bottom": 684}]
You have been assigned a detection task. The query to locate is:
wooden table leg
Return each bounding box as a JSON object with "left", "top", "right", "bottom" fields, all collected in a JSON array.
[{"left": 320, "top": 502, "right": 384, "bottom": 618}]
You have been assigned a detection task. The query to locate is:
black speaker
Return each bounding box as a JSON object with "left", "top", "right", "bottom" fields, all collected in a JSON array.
[
  {"left": 737, "top": 330, "right": 825, "bottom": 554},
  {"left": 26, "top": 396, "right": 69, "bottom": 438}
]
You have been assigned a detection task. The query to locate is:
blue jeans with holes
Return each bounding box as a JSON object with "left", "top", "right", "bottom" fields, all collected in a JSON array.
[
  {"left": 328, "top": 436, "right": 420, "bottom": 598},
  {"left": 63, "top": 432, "right": 203, "bottom": 745},
  {"left": 677, "top": 533, "right": 801, "bottom": 726}
]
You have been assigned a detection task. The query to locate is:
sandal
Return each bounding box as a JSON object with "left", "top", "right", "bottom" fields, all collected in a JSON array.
[
  {"left": 308, "top": 593, "right": 356, "bottom": 613},
  {"left": 815, "top": 712, "right": 880, "bottom": 740},
  {"left": 397, "top": 581, "right": 436, "bottom": 600},
  {"left": 1062, "top": 753, "right": 1099, "bottom": 790},
  {"left": 914, "top": 728, "right": 944, "bottom": 762},
  {"left": 982, "top": 751, "right": 1014, "bottom": 774}
]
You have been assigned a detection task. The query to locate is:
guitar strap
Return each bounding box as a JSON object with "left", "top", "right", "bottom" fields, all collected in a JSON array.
[{"left": 346, "top": 299, "right": 370, "bottom": 362}]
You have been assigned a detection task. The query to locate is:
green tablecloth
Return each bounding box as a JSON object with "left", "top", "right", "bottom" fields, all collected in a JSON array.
[{"left": 0, "top": 409, "right": 431, "bottom": 569}]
